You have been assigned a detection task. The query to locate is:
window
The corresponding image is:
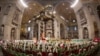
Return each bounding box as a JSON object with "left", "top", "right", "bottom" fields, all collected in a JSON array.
[
  {"left": 72, "top": 19, "right": 76, "bottom": 23},
  {"left": 67, "top": 27, "right": 69, "bottom": 31},
  {"left": 74, "top": 26, "right": 77, "bottom": 31},
  {"left": 28, "top": 27, "right": 31, "bottom": 32}
]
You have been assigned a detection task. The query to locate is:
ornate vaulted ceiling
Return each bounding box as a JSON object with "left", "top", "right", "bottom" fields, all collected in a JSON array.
[
  {"left": 22, "top": 0, "right": 100, "bottom": 26},
  {"left": 55, "top": 2, "right": 76, "bottom": 20},
  {"left": 25, "top": 0, "right": 74, "bottom": 6},
  {"left": 22, "top": 0, "right": 77, "bottom": 25},
  {"left": 22, "top": 1, "right": 43, "bottom": 24}
]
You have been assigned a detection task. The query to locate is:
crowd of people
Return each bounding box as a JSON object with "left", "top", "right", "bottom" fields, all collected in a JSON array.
[{"left": 0, "top": 39, "right": 99, "bottom": 56}]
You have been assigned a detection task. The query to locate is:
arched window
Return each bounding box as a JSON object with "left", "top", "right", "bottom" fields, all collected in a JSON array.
[
  {"left": 74, "top": 26, "right": 77, "bottom": 31},
  {"left": 72, "top": 19, "right": 76, "bottom": 23}
]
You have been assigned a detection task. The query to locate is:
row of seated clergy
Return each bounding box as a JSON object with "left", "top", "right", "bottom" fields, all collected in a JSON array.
[{"left": 1, "top": 42, "right": 98, "bottom": 56}]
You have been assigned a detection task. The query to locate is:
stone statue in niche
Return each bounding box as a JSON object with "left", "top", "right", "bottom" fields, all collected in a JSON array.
[
  {"left": 78, "top": 9, "right": 87, "bottom": 25},
  {"left": 12, "top": 8, "right": 20, "bottom": 25},
  {"left": 4, "top": 5, "right": 11, "bottom": 15},
  {"left": 13, "top": 10, "right": 19, "bottom": 22},
  {"left": 11, "top": 28, "right": 16, "bottom": 40},
  {"left": 79, "top": 9, "right": 85, "bottom": 20},
  {"left": 83, "top": 27, "right": 89, "bottom": 39},
  {"left": 87, "top": 5, "right": 94, "bottom": 15},
  {"left": 0, "top": 25, "right": 4, "bottom": 36}
]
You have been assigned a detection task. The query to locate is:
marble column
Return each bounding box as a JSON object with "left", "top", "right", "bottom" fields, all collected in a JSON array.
[
  {"left": 38, "top": 21, "right": 41, "bottom": 40},
  {"left": 4, "top": 25, "right": 12, "bottom": 41}
]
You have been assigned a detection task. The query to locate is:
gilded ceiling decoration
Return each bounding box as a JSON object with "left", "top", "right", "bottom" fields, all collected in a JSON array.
[
  {"left": 22, "top": 0, "right": 77, "bottom": 25},
  {"left": 21, "top": 0, "right": 97, "bottom": 30}
]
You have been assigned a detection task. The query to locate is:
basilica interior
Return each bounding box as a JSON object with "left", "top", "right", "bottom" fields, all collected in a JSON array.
[{"left": 0, "top": 0, "right": 100, "bottom": 56}]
